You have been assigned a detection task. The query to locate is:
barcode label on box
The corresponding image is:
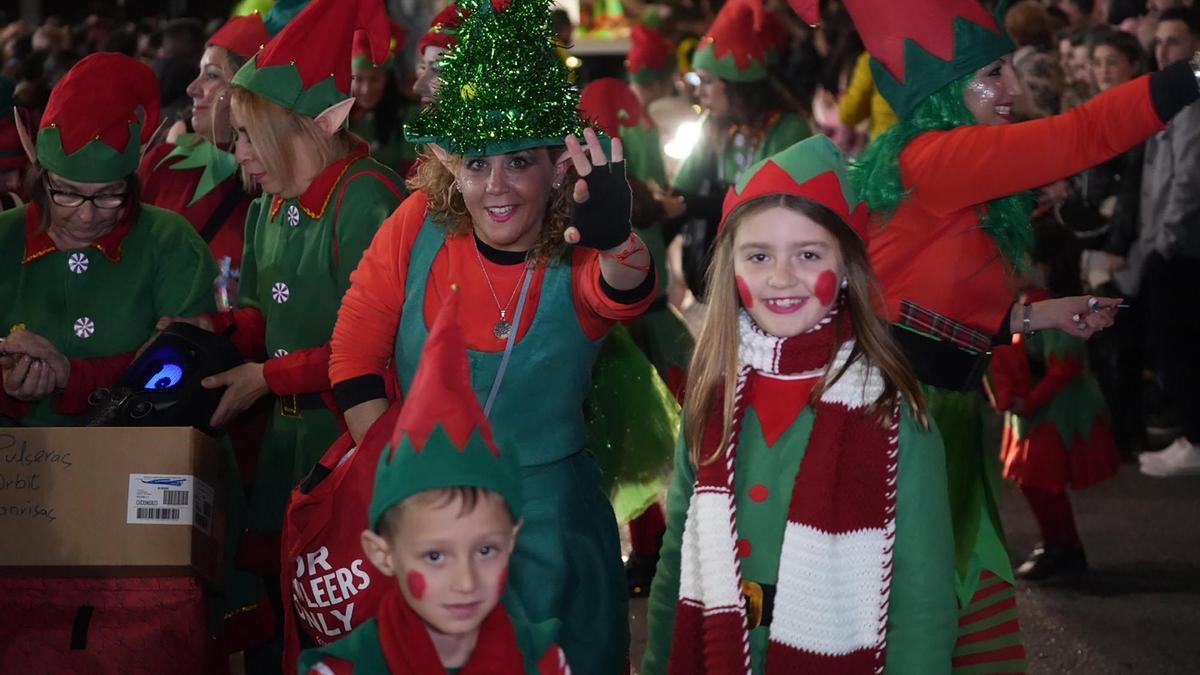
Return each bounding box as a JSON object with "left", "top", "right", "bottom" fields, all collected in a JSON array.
[{"left": 127, "top": 474, "right": 213, "bottom": 533}]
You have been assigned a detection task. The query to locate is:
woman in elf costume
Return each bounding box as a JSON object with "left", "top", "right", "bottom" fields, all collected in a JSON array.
[
  {"left": 989, "top": 222, "right": 1121, "bottom": 581},
  {"left": 666, "top": 0, "right": 811, "bottom": 299},
  {"left": 820, "top": 0, "right": 1200, "bottom": 669},
  {"left": 139, "top": 13, "right": 268, "bottom": 284},
  {"left": 328, "top": 1, "right": 653, "bottom": 671},
  {"left": 0, "top": 53, "right": 217, "bottom": 426},
  {"left": 413, "top": 3, "right": 467, "bottom": 108},
  {"left": 349, "top": 22, "right": 420, "bottom": 178},
  {"left": 642, "top": 135, "right": 957, "bottom": 674},
  {"left": 163, "top": 0, "right": 407, "bottom": 554}
]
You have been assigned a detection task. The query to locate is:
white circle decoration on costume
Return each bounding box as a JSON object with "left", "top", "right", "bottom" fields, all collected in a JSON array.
[
  {"left": 68, "top": 252, "right": 89, "bottom": 274},
  {"left": 274, "top": 348, "right": 289, "bottom": 358},
  {"left": 287, "top": 204, "right": 300, "bottom": 227},
  {"left": 74, "top": 317, "right": 95, "bottom": 338},
  {"left": 271, "top": 282, "right": 290, "bottom": 304}
]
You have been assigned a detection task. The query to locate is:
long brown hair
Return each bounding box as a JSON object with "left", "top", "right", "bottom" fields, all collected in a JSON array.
[
  {"left": 683, "top": 194, "right": 928, "bottom": 465},
  {"left": 407, "top": 148, "right": 574, "bottom": 266}
]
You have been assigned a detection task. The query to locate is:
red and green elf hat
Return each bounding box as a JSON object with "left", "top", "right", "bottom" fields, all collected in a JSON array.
[
  {"left": 36, "top": 52, "right": 159, "bottom": 183},
  {"left": 0, "top": 76, "right": 29, "bottom": 170},
  {"left": 232, "top": 0, "right": 392, "bottom": 117},
  {"left": 369, "top": 291, "right": 524, "bottom": 529},
  {"left": 720, "top": 135, "right": 869, "bottom": 240},
  {"left": 692, "top": 0, "right": 787, "bottom": 83},
  {"left": 352, "top": 20, "right": 407, "bottom": 71},
  {"left": 579, "top": 78, "right": 643, "bottom": 138},
  {"left": 841, "top": 0, "right": 1015, "bottom": 119},
  {"left": 207, "top": 12, "right": 270, "bottom": 61},
  {"left": 417, "top": 3, "right": 468, "bottom": 56},
  {"left": 627, "top": 24, "right": 675, "bottom": 85}
]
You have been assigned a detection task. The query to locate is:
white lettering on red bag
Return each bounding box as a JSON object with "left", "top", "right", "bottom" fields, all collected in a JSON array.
[{"left": 291, "top": 547, "right": 372, "bottom": 641}]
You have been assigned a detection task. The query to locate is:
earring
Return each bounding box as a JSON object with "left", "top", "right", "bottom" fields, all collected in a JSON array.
[
  {"left": 446, "top": 181, "right": 459, "bottom": 205},
  {"left": 840, "top": 277, "right": 849, "bottom": 289}
]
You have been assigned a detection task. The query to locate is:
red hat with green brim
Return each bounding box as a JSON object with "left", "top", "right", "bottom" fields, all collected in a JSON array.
[
  {"left": 405, "top": 0, "right": 588, "bottom": 157},
  {"left": 232, "top": 0, "right": 392, "bottom": 118},
  {"left": 36, "top": 52, "right": 159, "bottom": 183},
  {"left": 208, "top": 12, "right": 270, "bottom": 61},
  {"left": 692, "top": 0, "right": 786, "bottom": 83},
  {"left": 842, "top": 0, "right": 1015, "bottom": 119},
  {"left": 418, "top": 3, "right": 469, "bottom": 56},
  {"left": 353, "top": 20, "right": 406, "bottom": 71},
  {"left": 720, "top": 135, "right": 868, "bottom": 241},
  {"left": 369, "top": 291, "right": 524, "bottom": 528},
  {"left": 627, "top": 24, "right": 675, "bottom": 85},
  {"left": 579, "top": 78, "right": 643, "bottom": 139}
]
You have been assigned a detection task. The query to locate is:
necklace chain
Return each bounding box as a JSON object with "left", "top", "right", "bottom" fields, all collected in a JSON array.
[{"left": 473, "top": 241, "right": 528, "bottom": 326}]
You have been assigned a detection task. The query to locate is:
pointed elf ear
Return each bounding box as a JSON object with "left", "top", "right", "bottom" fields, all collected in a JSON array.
[
  {"left": 427, "top": 142, "right": 453, "bottom": 168},
  {"left": 314, "top": 98, "right": 356, "bottom": 136},
  {"left": 13, "top": 107, "right": 35, "bottom": 165}
]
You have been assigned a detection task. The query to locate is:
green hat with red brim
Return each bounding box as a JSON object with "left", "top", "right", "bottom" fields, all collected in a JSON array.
[
  {"left": 232, "top": 0, "right": 392, "bottom": 117},
  {"left": 720, "top": 135, "right": 869, "bottom": 241},
  {"left": 692, "top": 0, "right": 787, "bottom": 83},
  {"left": 369, "top": 291, "right": 524, "bottom": 529},
  {"left": 35, "top": 52, "right": 160, "bottom": 183}
]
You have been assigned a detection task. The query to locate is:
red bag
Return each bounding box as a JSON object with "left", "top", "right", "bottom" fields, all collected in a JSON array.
[
  {"left": 280, "top": 402, "right": 403, "bottom": 675},
  {"left": 0, "top": 576, "right": 225, "bottom": 674}
]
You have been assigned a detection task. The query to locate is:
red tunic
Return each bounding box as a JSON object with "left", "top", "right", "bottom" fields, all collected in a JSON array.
[
  {"left": 139, "top": 141, "right": 256, "bottom": 271},
  {"left": 870, "top": 74, "right": 1165, "bottom": 334}
]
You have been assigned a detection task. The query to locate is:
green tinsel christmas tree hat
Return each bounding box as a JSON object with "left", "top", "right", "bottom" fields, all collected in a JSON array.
[
  {"left": 720, "top": 135, "right": 868, "bottom": 240},
  {"left": 405, "top": 0, "right": 587, "bottom": 157},
  {"left": 840, "top": 0, "right": 1015, "bottom": 119},
  {"left": 692, "top": 0, "right": 787, "bottom": 83},
  {"left": 369, "top": 291, "right": 524, "bottom": 529},
  {"left": 232, "top": 0, "right": 392, "bottom": 118},
  {"left": 36, "top": 52, "right": 160, "bottom": 183}
]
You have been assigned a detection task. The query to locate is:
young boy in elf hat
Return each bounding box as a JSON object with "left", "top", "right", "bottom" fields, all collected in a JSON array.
[{"left": 301, "top": 293, "right": 570, "bottom": 675}]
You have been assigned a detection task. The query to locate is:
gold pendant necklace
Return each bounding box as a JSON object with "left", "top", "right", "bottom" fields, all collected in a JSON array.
[{"left": 473, "top": 241, "right": 528, "bottom": 340}]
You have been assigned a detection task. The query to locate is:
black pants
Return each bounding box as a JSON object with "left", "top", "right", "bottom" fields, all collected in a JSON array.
[
  {"left": 1141, "top": 253, "right": 1200, "bottom": 442},
  {"left": 1090, "top": 293, "right": 1146, "bottom": 454}
]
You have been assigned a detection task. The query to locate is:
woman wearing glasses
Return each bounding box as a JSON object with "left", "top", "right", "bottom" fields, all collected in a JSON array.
[{"left": 0, "top": 53, "right": 217, "bottom": 425}]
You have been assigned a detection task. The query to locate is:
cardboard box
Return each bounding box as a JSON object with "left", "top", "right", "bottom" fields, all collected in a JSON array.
[{"left": 0, "top": 427, "right": 226, "bottom": 585}]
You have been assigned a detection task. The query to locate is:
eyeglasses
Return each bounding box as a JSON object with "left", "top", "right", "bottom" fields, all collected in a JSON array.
[{"left": 44, "top": 178, "right": 128, "bottom": 210}]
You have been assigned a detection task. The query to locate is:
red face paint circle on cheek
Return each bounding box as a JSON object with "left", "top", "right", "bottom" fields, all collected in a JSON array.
[
  {"left": 814, "top": 270, "right": 838, "bottom": 307},
  {"left": 406, "top": 570, "right": 427, "bottom": 600},
  {"left": 736, "top": 275, "right": 754, "bottom": 309}
]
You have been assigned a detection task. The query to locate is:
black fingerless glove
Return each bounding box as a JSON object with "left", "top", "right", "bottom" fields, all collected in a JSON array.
[{"left": 571, "top": 160, "right": 633, "bottom": 250}]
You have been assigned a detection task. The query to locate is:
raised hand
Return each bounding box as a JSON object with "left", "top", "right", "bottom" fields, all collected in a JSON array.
[{"left": 561, "top": 127, "right": 632, "bottom": 250}]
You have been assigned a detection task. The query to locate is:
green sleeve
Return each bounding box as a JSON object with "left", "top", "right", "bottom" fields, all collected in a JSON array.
[
  {"left": 640, "top": 432, "right": 696, "bottom": 675},
  {"left": 761, "top": 113, "right": 813, "bottom": 157},
  {"left": 884, "top": 406, "right": 957, "bottom": 674},
  {"left": 623, "top": 124, "right": 668, "bottom": 187},
  {"left": 671, "top": 144, "right": 710, "bottom": 194},
  {"left": 147, "top": 206, "right": 219, "bottom": 316},
  {"left": 238, "top": 197, "right": 265, "bottom": 311},
  {"left": 333, "top": 174, "right": 404, "bottom": 293}
]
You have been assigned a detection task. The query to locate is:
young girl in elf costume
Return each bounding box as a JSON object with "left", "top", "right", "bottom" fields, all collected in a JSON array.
[
  {"left": 139, "top": 12, "right": 268, "bottom": 284},
  {"left": 325, "top": 1, "right": 650, "bottom": 672},
  {"left": 666, "top": 0, "right": 811, "bottom": 299},
  {"left": 642, "top": 135, "right": 957, "bottom": 674},
  {"left": 301, "top": 293, "right": 569, "bottom": 675},
  {"left": 989, "top": 222, "right": 1121, "bottom": 581},
  {"left": 822, "top": 0, "right": 1200, "bottom": 668}
]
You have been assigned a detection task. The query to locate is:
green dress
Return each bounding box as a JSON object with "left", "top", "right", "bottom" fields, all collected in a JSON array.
[
  {"left": 0, "top": 203, "right": 217, "bottom": 426},
  {"left": 642, "top": 399, "right": 958, "bottom": 674},
  {"left": 240, "top": 152, "right": 404, "bottom": 531}
]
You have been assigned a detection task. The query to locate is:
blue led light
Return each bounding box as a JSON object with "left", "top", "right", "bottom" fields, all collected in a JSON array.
[{"left": 144, "top": 363, "right": 184, "bottom": 390}]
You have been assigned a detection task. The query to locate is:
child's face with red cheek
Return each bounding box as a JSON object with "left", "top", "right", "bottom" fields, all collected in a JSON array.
[
  {"left": 384, "top": 492, "right": 519, "bottom": 637},
  {"left": 732, "top": 205, "right": 844, "bottom": 338}
]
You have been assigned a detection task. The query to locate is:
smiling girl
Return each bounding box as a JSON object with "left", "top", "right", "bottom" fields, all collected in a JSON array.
[{"left": 642, "top": 135, "right": 957, "bottom": 674}]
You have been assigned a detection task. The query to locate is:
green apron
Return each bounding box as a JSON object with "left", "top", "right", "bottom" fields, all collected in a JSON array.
[{"left": 393, "top": 218, "right": 628, "bottom": 675}]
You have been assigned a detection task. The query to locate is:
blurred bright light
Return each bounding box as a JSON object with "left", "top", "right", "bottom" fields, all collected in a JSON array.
[
  {"left": 565, "top": 56, "right": 582, "bottom": 69},
  {"left": 664, "top": 120, "right": 702, "bottom": 160}
]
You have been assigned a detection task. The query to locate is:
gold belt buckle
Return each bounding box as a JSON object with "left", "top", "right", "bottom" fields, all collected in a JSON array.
[
  {"left": 280, "top": 394, "right": 301, "bottom": 418},
  {"left": 742, "top": 580, "right": 763, "bottom": 629}
]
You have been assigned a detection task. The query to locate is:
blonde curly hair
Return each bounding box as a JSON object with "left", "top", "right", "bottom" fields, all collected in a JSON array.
[{"left": 407, "top": 148, "right": 576, "bottom": 266}]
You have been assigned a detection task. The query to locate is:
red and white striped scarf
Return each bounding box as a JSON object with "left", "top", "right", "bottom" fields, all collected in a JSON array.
[{"left": 670, "top": 312, "right": 900, "bottom": 674}]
